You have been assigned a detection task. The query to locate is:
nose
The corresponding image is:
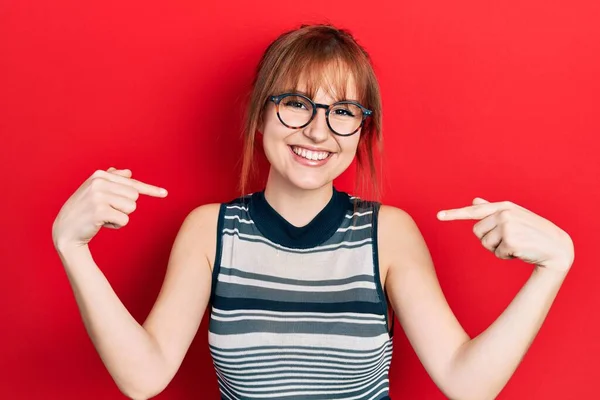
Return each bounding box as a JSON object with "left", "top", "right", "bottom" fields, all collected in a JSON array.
[{"left": 302, "top": 108, "right": 330, "bottom": 143}]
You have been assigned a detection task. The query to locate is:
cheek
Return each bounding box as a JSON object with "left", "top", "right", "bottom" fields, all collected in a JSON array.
[{"left": 339, "top": 135, "right": 361, "bottom": 157}]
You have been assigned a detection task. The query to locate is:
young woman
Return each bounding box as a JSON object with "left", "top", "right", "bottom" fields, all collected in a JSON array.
[{"left": 52, "top": 24, "right": 574, "bottom": 400}]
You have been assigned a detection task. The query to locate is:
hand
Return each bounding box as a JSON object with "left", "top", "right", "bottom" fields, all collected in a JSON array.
[
  {"left": 437, "top": 198, "right": 574, "bottom": 274},
  {"left": 52, "top": 167, "right": 168, "bottom": 251}
]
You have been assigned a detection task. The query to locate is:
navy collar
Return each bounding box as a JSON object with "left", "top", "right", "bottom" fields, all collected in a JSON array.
[{"left": 248, "top": 187, "right": 350, "bottom": 249}]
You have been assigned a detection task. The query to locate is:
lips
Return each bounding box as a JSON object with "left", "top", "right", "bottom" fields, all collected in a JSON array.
[
  {"left": 288, "top": 145, "right": 333, "bottom": 166},
  {"left": 290, "top": 145, "right": 331, "bottom": 161}
]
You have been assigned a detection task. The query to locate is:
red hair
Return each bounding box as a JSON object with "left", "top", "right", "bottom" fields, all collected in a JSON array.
[{"left": 239, "top": 24, "right": 383, "bottom": 199}]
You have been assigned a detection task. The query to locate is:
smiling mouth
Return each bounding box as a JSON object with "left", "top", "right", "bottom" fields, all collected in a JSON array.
[{"left": 289, "top": 145, "right": 333, "bottom": 161}]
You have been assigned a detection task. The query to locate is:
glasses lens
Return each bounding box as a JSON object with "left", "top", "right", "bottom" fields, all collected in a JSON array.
[
  {"left": 329, "top": 103, "right": 364, "bottom": 135},
  {"left": 278, "top": 95, "right": 314, "bottom": 128}
]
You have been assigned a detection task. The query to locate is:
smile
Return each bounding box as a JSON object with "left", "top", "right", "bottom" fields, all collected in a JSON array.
[{"left": 289, "top": 145, "right": 333, "bottom": 166}]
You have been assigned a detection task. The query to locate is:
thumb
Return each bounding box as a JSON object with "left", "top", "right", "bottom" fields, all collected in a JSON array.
[{"left": 472, "top": 197, "right": 489, "bottom": 205}]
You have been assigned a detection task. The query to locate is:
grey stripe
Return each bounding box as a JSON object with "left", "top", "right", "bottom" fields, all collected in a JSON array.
[
  {"left": 219, "top": 267, "right": 375, "bottom": 287},
  {"left": 215, "top": 281, "right": 381, "bottom": 303},
  {"left": 210, "top": 318, "right": 386, "bottom": 337}
]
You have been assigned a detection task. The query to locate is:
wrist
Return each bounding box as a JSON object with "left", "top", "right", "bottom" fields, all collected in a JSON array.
[
  {"left": 532, "top": 265, "right": 569, "bottom": 286},
  {"left": 56, "top": 241, "right": 91, "bottom": 261}
]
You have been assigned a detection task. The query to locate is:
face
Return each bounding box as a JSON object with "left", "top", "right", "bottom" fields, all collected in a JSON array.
[{"left": 258, "top": 76, "right": 362, "bottom": 191}]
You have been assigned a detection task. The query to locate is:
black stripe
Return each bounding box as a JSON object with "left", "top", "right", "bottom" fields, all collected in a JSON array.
[{"left": 212, "top": 296, "right": 385, "bottom": 314}]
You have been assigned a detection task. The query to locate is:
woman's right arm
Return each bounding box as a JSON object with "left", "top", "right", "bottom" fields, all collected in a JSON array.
[{"left": 53, "top": 168, "right": 219, "bottom": 399}]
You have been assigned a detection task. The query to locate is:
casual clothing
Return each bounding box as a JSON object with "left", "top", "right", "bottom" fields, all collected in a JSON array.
[{"left": 208, "top": 187, "right": 394, "bottom": 400}]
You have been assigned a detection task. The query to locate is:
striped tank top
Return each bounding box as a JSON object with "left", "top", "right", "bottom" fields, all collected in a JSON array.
[{"left": 208, "top": 187, "right": 394, "bottom": 399}]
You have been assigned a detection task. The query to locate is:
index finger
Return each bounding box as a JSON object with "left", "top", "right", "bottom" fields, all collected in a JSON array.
[
  {"left": 98, "top": 171, "right": 168, "bottom": 197},
  {"left": 129, "top": 177, "right": 168, "bottom": 197},
  {"left": 437, "top": 202, "right": 504, "bottom": 221}
]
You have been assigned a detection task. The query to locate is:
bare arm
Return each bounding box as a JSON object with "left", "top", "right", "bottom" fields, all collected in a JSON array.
[
  {"left": 379, "top": 205, "right": 570, "bottom": 400},
  {"left": 56, "top": 204, "right": 218, "bottom": 399},
  {"left": 446, "top": 267, "right": 566, "bottom": 400}
]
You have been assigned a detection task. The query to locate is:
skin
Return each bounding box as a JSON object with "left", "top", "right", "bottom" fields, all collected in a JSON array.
[{"left": 52, "top": 71, "right": 574, "bottom": 400}]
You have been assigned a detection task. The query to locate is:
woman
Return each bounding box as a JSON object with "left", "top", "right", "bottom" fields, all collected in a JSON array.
[{"left": 52, "top": 24, "right": 574, "bottom": 400}]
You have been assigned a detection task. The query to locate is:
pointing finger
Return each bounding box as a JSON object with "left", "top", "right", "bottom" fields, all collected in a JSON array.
[
  {"left": 128, "top": 177, "right": 168, "bottom": 197},
  {"left": 438, "top": 202, "right": 506, "bottom": 221},
  {"left": 97, "top": 170, "right": 167, "bottom": 198}
]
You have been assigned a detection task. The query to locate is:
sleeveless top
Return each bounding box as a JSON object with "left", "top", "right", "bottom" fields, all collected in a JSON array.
[{"left": 208, "top": 187, "right": 394, "bottom": 400}]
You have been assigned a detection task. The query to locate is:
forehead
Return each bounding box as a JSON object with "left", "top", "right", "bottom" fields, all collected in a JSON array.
[{"left": 296, "top": 74, "right": 358, "bottom": 103}]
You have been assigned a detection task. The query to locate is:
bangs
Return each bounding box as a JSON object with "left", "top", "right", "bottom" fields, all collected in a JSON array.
[{"left": 269, "top": 49, "right": 368, "bottom": 105}]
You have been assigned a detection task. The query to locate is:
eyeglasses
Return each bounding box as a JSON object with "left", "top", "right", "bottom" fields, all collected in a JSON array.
[{"left": 269, "top": 93, "right": 372, "bottom": 137}]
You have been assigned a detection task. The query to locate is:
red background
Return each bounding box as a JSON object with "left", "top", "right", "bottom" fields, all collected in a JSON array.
[{"left": 1, "top": 0, "right": 599, "bottom": 398}]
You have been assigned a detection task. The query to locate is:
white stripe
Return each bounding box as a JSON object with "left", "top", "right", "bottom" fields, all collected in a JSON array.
[
  {"left": 212, "top": 308, "right": 385, "bottom": 320},
  {"left": 367, "top": 387, "right": 389, "bottom": 400},
  {"left": 217, "top": 370, "right": 240, "bottom": 400},
  {"left": 345, "top": 210, "right": 373, "bottom": 218},
  {"left": 218, "top": 363, "right": 389, "bottom": 393},
  {"left": 213, "top": 359, "right": 390, "bottom": 386},
  {"left": 222, "top": 228, "right": 372, "bottom": 252},
  {"left": 209, "top": 342, "right": 391, "bottom": 359},
  {"left": 211, "top": 314, "right": 386, "bottom": 325},
  {"left": 214, "top": 356, "right": 392, "bottom": 378},
  {"left": 211, "top": 347, "right": 390, "bottom": 365},
  {"left": 224, "top": 215, "right": 254, "bottom": 224},
  {"left": 218, "top": 274, "right": 376, "bottom": 292},
  {"left": 214, "top": 352, "right": 389, "bottom": 371},
  {"left": 219, "top": 375, "right": 389, "bottom": 398},
  {"left": 220, "top": 235, "right": 375, "bottom": 281},
  {"left": 226, "top": 205, "right": 248, "bottom": 211},
  {"left": 210, "top": 332, "right": 391, "bottom": 350},
  {"left": 336, "top": 223, "right": 372, "bottom": 232}
]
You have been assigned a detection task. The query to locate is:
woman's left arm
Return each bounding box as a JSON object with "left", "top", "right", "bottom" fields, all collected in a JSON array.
[{"left": 380, "top": 198, "right": 574, "bottom": 400}]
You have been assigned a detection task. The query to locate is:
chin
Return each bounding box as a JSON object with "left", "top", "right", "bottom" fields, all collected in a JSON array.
[{"left": 286, "top": 173, "right": 332, "bottom": 191}]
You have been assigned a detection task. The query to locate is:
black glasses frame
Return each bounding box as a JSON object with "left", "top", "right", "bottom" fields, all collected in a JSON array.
[{"left": 269, "top": 92, "right": 373, "bottom": 137}]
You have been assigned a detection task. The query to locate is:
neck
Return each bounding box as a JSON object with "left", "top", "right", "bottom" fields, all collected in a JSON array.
[{"left": 263, "top": 167, "right": 334, "bottom": 227}]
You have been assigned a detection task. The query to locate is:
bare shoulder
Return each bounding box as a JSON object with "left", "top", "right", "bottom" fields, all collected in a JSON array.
[
  {"left": 179, "top": 203, "right": 221, "bottom": 272},
  {"left": 378, "top": 204, "right": 419, "bottom": 235},
  {"left": 377, "top": 204, "right": 431, "bottom": 285},
  {"left": 378, "top": 204, "right": 424, "bottom": 254}
]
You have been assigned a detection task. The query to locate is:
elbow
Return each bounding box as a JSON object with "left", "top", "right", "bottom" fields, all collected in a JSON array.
[
  {"left": 441, "top": 383, "right": 501, "bottom": 400},
  {"left": 115, "top": 371, "right": 170, "bottom": 400},
  {"left": 119, "top": 382, "right": 167, "bottom": 400}
]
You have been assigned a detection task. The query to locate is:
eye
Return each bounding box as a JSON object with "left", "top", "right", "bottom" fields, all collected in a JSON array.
[
  {"left": 333, "top": 108, "right": 355, "bottom": 117},
  {"left": 284, "top": 100, "right": 308, "bottom": 109}
]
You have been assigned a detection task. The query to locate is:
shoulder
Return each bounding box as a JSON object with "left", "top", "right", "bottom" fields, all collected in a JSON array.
[
  {"left": 185, "top": 203, "right": 222, "bottom": 229},
  {"left": 377, "top": 204, "right": 430, "bottom": 273},
  {"left": 184, "top": 193, "right": 249, "bottom": 226},
  {"left": 377, "top": 204, "right": 419, "bottom": 232},
  {"left": 175, "top": 203, "right": 222, "bottom": 272}
]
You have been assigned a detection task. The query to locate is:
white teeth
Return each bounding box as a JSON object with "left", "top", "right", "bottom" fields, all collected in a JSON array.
[{"left": 292, "top": 146, "right": 330, "bottom": 161}]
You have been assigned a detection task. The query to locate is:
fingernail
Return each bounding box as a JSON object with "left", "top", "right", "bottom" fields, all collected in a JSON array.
[
  {"left": 437, "top": 211, "right": 446, "bottom": 219},
  {"left": 160, "top": 188, "right": 168, "bottom": 196}
]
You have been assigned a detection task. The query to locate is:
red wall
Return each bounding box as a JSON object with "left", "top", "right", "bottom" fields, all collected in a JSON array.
[{"left": 2, "top": 0, "right": 599, "bottom": 398}]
